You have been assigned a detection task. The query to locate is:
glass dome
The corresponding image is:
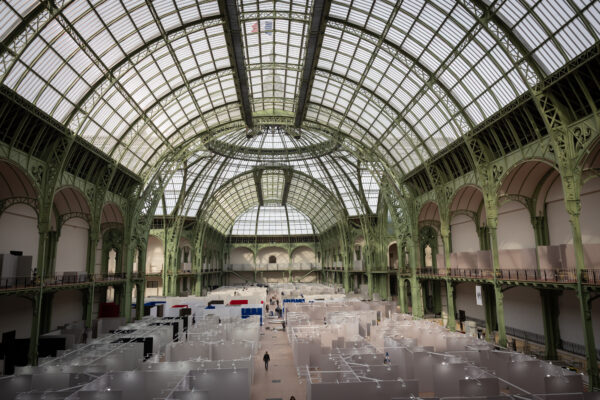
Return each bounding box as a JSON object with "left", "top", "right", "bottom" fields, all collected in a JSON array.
[{"left": 231, "top": 204, "right": 315, "bottom": 235}]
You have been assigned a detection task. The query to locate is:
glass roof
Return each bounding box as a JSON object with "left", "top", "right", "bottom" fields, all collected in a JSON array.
[
  {"left": 0, "top": 0, "right": 598, "bottom": 233},
  {"left": 198, "top": 167, "right": 344, "bottom": 234},
  {"left": 231, "top": 204, "right": 315, "bottom": 235},
  {"left": 207, "top": 125, "right": 340, "bottom": 161}
]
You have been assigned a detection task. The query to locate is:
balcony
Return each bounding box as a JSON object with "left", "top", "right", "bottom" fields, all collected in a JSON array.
[
  {"left": 496, "top": 268, "right": 577, "bottom": 283},
  {"left": 0, "top": 272, "right": 127, "bottom": 292},
  {"left": 224, "top": 263, "right": 321, "bottom": 272}
]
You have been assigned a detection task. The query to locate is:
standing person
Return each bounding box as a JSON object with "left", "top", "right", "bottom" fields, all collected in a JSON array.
[{"left": 263, "top": 351, "right": 270, "bottom": 370}]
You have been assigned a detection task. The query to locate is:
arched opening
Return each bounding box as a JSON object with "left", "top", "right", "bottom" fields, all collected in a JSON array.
[
  {"left": 146, "top": 235, "right": 164, "bottom": 273},
  {"left": 106, "top": 285, "right": 115, "bottom": 303},
  {"left": 291, "top": 246, "right": 316, "bottom": 265},
  {"left": 132, "top": 250, "right": 139, "bottom": 274},
  {"left": 449, "top": 186, "right": 487, "bottom": 272},
  {"left": 257, "top": 246, "right": 288, "bottom": 265},
  {"left": 108, "top": 249, "right": 117, "bottom": 274},
  {"left": 131, "top": 285, "right": 137, "bottom": 304},
  {"left": 497, "top": 160, "right": 558, "bottom": 272},
  {"left": 404, "top": 279, "right": 412, "bottom": 311},
  {"left": 268, "top": 255, "right": 277, "bottom": 264},
  {"left": 388, "top": 242, "right": 398, "bottom": 269},
  {"left": 54, "top": 187, "right": 91, "bottom": 277},
  {"left": 0, "top": 160, "right": 39, "bottom": 281},
  {"left": 353, "top": 237, "right": 364, "bottom": 271}
]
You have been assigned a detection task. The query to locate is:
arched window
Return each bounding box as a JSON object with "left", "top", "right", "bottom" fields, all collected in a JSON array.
[{"left": 268, "top": 255, "right": 277, "bottom": 264}]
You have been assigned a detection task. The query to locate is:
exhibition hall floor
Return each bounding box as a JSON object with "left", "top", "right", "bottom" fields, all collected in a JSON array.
[{"left": 251, "top": 325, "right": 305, "bottom": 400}]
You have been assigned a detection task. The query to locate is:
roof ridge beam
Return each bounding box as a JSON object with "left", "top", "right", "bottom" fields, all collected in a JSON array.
[
  {"left": 219, "top": 0, "right": 253, "bottom": 128},
  {"left": 294, "top": 0, "right": 331, "bottom": 128}
]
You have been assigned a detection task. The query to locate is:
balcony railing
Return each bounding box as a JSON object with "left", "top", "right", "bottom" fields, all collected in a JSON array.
[
  {"left": 496, "top": 269, "right": 577, "bottom": 283},
  {"left": 0, "top": 272, "right": 127, "bottom": 291},
  {"left": 416, "top": 268, "right": 446, "bottom": 276},
  {"left": 224, "top": 263, "right": 321, "bottom": 272},
  {"left": 449, "top": 268, "right": 494, "bottom": 279},
  {"left": 582, "top": 269, "right": 600, "bottom": 285}
]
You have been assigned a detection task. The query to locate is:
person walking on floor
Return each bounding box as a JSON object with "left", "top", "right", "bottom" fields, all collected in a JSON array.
[{"left": 263, "top": 351, "right": 270, "bottom": 370}]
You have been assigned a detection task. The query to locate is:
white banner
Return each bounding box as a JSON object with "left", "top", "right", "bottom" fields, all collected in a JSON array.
[{"left": 476, "top": 285, "right": 483, "bottom": 306}]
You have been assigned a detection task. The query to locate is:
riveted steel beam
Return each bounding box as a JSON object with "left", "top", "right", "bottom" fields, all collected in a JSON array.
[
  {"left": 219, "top": 0, "right": 253, "bottom": 128},
  {"left": 294, "top": 0, "right": 331, "bottom": 128}
]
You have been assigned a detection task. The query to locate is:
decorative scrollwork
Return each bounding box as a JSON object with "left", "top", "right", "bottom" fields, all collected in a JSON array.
[
  {"left": 31, "top": 165, "right": 44, "bottom": 186},
  {"left": 492, "top": 164, "right": 504, "bottom": 183}
]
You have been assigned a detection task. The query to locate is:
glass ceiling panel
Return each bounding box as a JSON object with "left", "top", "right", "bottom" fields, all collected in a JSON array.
[
  {"left": 0, "top": 1, "right": 38, "bottom": 41},
  {"left": 239, "top": 0, "right": 312, "bottom": 113},
  {"left": 195, "top": 164, "right": 344, "bottom": 234},
  {"left": 261, "top": 170, "right": 285, "bottom": 203},
  {"left": 255, "top": 205, "right": 289, "bottom": 235},
  {"left": 495, "top": 0, "right": 600, "bottom": 75},
  {"left": 313, "top": 0, "right": 572, "bottom": 170},
  {"left": 231, "top": 204, "right": 315, "bottom": 236}
]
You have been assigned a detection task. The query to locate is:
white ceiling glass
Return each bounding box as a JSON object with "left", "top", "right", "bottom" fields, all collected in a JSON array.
[{"left": 231, "top": 204, "right": 315, "bottom": 236}]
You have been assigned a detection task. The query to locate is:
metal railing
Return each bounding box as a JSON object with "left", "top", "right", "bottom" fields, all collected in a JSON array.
[
  {"left": 497, "top": 268, "right": 577, "bottom": 283},
  {"left": 224, "top": 263, "right": 321, "bottom": 272},
  {"left": 0, "top": 272, "right": 127, "bottom": 290},
  {"left": 582, "top": 269, "right": 600, "bottom": 285},
  {"left": 464, "top": 315, "right": 600, "bottom": 359},
  {"left": 416, "top": 268, "right": 446, "bottom": 276},
  {"left": 449, "top": 268, "right": 494, "bottom": 279},
  {"left": 414, "top": 267, "right": 600, "bottom": 285}
]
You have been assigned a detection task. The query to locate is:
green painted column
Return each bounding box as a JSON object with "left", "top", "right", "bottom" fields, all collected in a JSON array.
[
  {"left": 487, "top": 221, "right": 507, "bottom": 347},
  {"left": 28, "top": 293, "right": 42, "bottom": 365},
  {"left": 540, "top": 289, "right": 561, "bottom": 360},
  {"left": 46, "top": 231, "right": 59, "bottom": 278},
  {"left": 408, "top": 237, "right": 424, "bottom": 318},
  {"left": 136, "top": 283, "right": 145, "bottom": 320},
  {"left": 86, "top": 229, "right": 100, "bottom": 276},
  {"left": 397, "top": 275, "right": 407, "bottom": 313},
  {"left": 40, "top": 292, "right": 54, "bottom": 334},
  {"left": 566, "top": 206, "right": 599, "bottom": 388},
  {"left": 493, "top": 284, "right": 507, "bottom": 347},
  {"left": 578, "top": 288, "right": 600, "bottom": 389},
  {"left": 483, "top": 284, "right": 496, "bottom": 342},
  {"left": 445, "top": 280, "right": 456, "bottom": 331},
  {"left": 85, "top": 285, "right": 95, "bottom": 329},
  {"left": 440, "top": 228, "right": 456, "bottom": 330}
]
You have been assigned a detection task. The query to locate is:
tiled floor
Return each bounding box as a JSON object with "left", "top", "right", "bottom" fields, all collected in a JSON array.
[{"left": 251, "top": 324, "right": 306, "bottom": 400}]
